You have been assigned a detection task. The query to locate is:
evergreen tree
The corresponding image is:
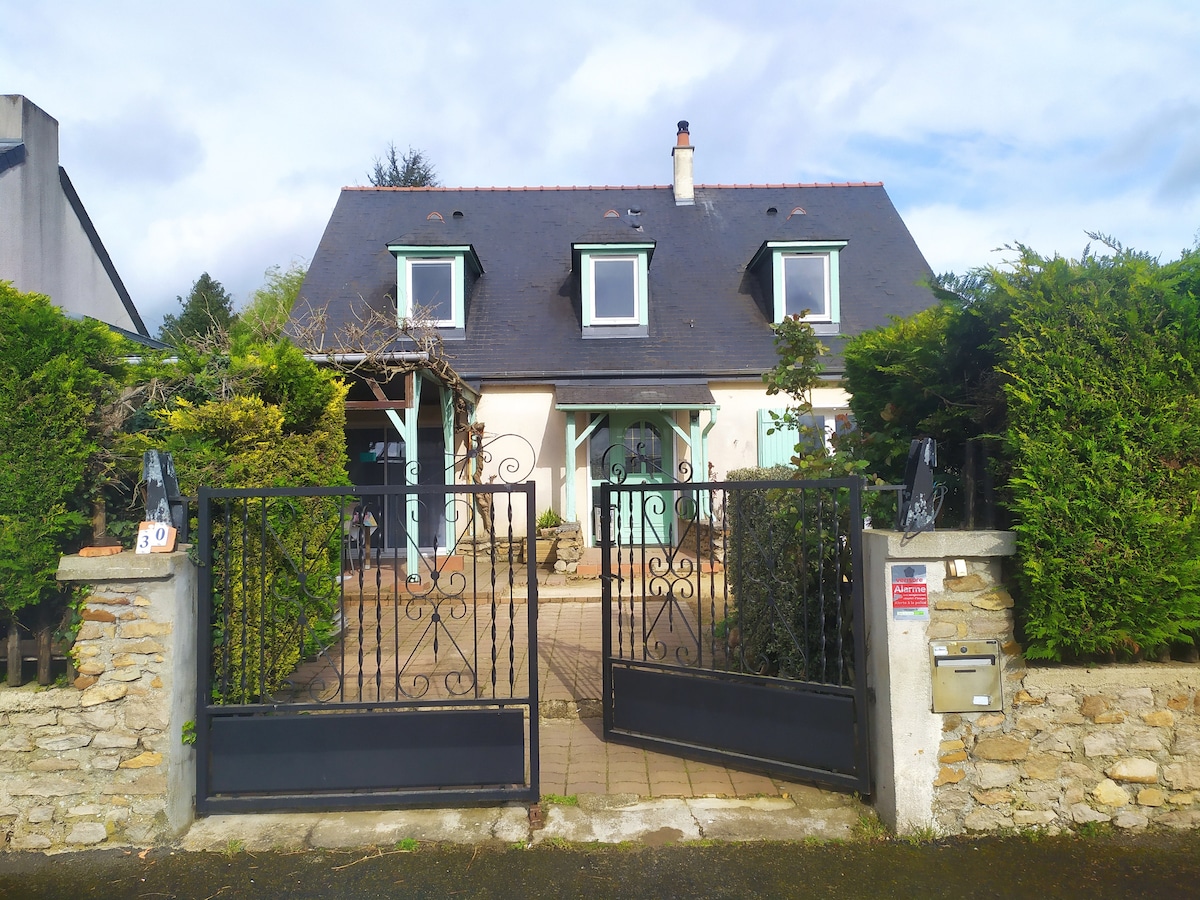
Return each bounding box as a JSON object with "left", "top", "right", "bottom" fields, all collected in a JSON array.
[
  {"left": 369, "top": 143, "right": 439, "bottom": 187},
  {"left": 158, "top": 272, "right": 235, "bottom": 345}
]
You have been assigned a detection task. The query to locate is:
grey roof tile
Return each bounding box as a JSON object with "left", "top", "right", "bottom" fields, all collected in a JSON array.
[{"left": 293, "top": 184, "right": 935, "bottom": 380}]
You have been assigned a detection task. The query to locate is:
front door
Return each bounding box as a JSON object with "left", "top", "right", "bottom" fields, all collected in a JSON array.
[{"left": 591, "top": 413, "right": 673, "bottom": 545}]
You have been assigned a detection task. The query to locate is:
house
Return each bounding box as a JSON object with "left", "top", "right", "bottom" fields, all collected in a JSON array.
[
  {"left": 0, "top": 95, "right": 150, "bottom": 340},
  {"left": 291, "top": 122, "right": 935, "bottom": 553}
]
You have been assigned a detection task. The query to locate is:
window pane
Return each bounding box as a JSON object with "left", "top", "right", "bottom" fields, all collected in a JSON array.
[
  {"left": 593, "top": 258, "right": 637, "bottom": 320},
  {"left": 784, "top": 255, "right": 827, "bottom": 318},
  {"left": 411, "top": 260, "right": 453, "bottom": 322}
]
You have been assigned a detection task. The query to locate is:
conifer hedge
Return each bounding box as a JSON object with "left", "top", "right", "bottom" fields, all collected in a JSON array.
[{"left": 841, "top": 241, "right": 1200, "bottom": 661}]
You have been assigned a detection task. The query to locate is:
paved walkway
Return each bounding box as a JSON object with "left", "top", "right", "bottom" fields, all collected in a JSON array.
[{"left": 184, "top": 579, "right": 872, "bottom": 850}]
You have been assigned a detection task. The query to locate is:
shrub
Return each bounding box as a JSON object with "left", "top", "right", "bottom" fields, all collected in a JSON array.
[
  {"left": 0, "top": 283, "right": 125, "bottom": 620},
  {"left": 1001, "top": 244, "right": 1200, "bottom": 660},
  {"left": 123, "top": 337, "right": 349, "bottom": 701},
  {"left": 724, "top": 467, "right": 856, "bottom": 685}
]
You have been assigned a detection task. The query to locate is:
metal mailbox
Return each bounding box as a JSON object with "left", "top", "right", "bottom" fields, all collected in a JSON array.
[{"left": 930, "top": 639, "right": 1002, "bottom": 713}]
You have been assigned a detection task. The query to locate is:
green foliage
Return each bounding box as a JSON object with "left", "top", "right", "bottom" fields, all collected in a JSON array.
[
  {"left": 236, "top": 262, "right": 307, "bottom": 342},
  {"left": 1000, "top": 242, "right": 1200, "bottom": 661},
  {"left": 0, "top": 283, "right": 125, "bottom": 618},
  {"left": 724, "top": 467, "right": 856, "bottom": 684},
  {"left": 124, "top": 333, "right": 349, "bottom": 702},
  {"left": 369, "top": 143, "right": 440, "bottom": 187},
  {"left": 536, "top": 508, "right": 564, "bottom": 530},
  {"left": 181, "top": 720, "right": 196, "bottom": 745},
  {"left": 158, "top": 272, "right": 236, "bottom": 346},
  {"left": 842, "top": 238, "right": 1200, "bottom": 662},
  {"left": 842, "top": 274, "right": 1009, "bottom": 520}
]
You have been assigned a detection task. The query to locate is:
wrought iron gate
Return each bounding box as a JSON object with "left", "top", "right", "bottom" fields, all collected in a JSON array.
[
  {"left": 600, "top": 477, "right": 871, "bottom": 794},
  {"left": 196, "top": 482, "right": 539, "bottom": 813}
]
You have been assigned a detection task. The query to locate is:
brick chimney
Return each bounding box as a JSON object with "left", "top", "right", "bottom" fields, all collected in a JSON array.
[{"left": 672, "top": 120, "right": 694, "bottom": 206}]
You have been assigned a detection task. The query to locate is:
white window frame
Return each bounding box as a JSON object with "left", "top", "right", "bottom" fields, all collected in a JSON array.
[
  {"left": 588, "top": 255, "right": 641, "bottom": 325},
  {"left": 782, "top": 252, "right": 832, "bottom": 322},
  {"left": 405, "top": 257, "right": 456, "bottom": 326}
]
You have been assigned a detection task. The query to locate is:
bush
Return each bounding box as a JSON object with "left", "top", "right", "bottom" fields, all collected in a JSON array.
[
  {"left": 724, "top": 466, "right": 856, "bottom": 685},
  {"left": 0, "top": 283, "right": 125, "bottom": 619},
  {"left": 1002, "top": 245, "right": 1200, "bottom": 660},
  {"left": 842, "top": 240, "right": 1200, "bottom": 661},
  {"left": 122, "top": 337, "right": 349, "bottom": 701}
]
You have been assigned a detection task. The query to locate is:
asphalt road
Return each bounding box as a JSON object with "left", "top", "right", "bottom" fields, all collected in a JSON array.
[{"left": 2, "top": 831, "right": 1200, "bottom": 899}]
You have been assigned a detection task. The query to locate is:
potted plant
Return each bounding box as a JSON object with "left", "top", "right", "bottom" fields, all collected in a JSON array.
[{"left": 531, "top": 509, "right": 563, "bottom": 565}]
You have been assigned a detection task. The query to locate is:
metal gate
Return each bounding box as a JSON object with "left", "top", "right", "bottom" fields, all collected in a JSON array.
[
  {"left": 196, "top": 482, "right": 539, "bottom": 813},
  {"left": 600, "top": 477, "right": 870, "bottom": 794}
]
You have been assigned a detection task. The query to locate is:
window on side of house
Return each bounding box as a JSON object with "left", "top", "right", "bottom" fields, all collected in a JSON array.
[{"left": 757, "top": 408, "right": 828, "bottom": 467}]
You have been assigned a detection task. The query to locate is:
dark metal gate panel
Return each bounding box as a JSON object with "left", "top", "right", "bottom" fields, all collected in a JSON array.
[
  {"left": 196, "top": 482, "right": 539, "bottom": 813},
  {"left": 600, "top": 478, "right": 871, "bottom": 794}
]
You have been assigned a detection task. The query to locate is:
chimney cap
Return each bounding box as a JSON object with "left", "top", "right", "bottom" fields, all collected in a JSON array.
[{"left": 677, "top": 120, "right": 689, "bottom": 134}]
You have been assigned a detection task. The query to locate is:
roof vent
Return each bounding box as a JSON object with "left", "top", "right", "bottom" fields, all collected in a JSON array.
[
  {"left": 767, "top": 206, "right": 778, "bottom": 215},
  {"left": 427, "top": 211, "right": 444, "bottom": 221},
  {"left": 452, "top": 210, "right": 464, "bottom": 218},
  {"left": 786, "top": 207, "right": 806, "bottom": 219},
  {"left": 603, "top": 209, "right": 620, "bottom": 218}
]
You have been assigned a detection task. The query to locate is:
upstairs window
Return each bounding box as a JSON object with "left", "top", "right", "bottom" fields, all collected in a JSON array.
[
  {"left": 408, "top": 258, "right": 454, "bottom": 325},
  {"left": 750, "top": 240, "right": 846, "bottom": 333},
  {"left": 592, "top": 256, "right": 639, "bottom": 322},
  {"left": 388, "top": 243, "right": 483, "bottom": 336},
  {"left": 783, "top": 253, "right": 831, "bottom": 321},
  {"left": 575, "top": 242, "right": 654, "bottom": 337}
]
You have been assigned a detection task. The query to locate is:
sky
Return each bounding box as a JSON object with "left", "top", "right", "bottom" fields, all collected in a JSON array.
[{"left": 3, "top": 1, "right": 1200, "bottom": 335}]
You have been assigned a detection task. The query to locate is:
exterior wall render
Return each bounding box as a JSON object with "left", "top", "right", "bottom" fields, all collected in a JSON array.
[
  {"left": 707, "top": 381, "right": 850, "bottom": 477},
  {"left": 474, "top": 386, "right": 563, "bottom": 533}
]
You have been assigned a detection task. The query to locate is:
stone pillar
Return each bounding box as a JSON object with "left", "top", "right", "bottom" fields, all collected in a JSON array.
[
  {"left": 0, "top": 551, "right": 196, "bottom": 851},
  {"left": 864, "top": 529, "right": 1016, "bottom": 834}
]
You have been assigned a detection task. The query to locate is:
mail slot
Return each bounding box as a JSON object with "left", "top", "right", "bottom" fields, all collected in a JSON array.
[{"left": 930, "top": 639, "right": 1002, "bottom": 713}]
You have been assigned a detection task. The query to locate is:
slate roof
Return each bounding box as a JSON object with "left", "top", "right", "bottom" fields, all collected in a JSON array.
[{"left": 293, "top": 183, "right": 935, "bottom": 382}]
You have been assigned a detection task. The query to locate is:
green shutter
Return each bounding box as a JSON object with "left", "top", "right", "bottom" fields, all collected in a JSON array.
[
  {"left": 757, "top": 410, "right": 827, "bottom": 467},
  {"left": 757, "top": 409, "right": 797, "bottom": 467}
]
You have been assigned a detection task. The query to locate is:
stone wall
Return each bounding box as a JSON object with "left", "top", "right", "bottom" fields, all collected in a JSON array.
[
  {"left": 0, "top": 552, "right": 195, "bottom": 852},
  {"left": 866, "top": 529, "right": 1200, "bottom": 835},
  {"left": 935, "top": 646, "right": 1200, "bottom": 834}
]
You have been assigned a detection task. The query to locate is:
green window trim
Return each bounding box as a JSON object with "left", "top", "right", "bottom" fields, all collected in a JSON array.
[
  {"left": 388, "top": 243, "right": 483, "bottom": 331},
  {"left": 749, "top": 240, "right": 847, "bottom": 330},
  {"left": 574, "top": 242, "right": 654, "bottom": 335}
]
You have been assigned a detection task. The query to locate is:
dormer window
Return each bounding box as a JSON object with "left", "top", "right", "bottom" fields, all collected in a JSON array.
[
  {"left": 408, "top": 258, "right": 454, "bottom": 324},
  {"left": 591, "top": 256, "right": 639, "bottom": 323},
  {"left": 783, "top": 253, "right": 831, "bottom": 321},
  {"left": 575, "top": 242, "right": 654, "bottom": 338},
  {"left": 749, "top": 240, "right": 847, "bottom": 333},
  {"left": 387, "top": 243, "right": 483, "bottom": 338}
]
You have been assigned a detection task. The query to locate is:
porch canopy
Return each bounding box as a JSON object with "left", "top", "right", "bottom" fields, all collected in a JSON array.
[{"left": 556, "top": 381, "right": 718, "bottom": 524}]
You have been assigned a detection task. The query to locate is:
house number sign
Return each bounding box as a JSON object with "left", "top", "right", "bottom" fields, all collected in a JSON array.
[{"left": 135, "top": 521, "right": 177, "bottom": 554}]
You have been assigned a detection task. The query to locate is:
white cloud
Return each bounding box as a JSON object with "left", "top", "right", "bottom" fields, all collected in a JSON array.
[{"left": 3, "top": 0, "right": 1199, "bottom": 330}]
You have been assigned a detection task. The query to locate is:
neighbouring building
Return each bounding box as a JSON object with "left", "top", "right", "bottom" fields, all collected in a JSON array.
[{"left": 0, "top": 94, "right": 149, "bottom": 340}]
